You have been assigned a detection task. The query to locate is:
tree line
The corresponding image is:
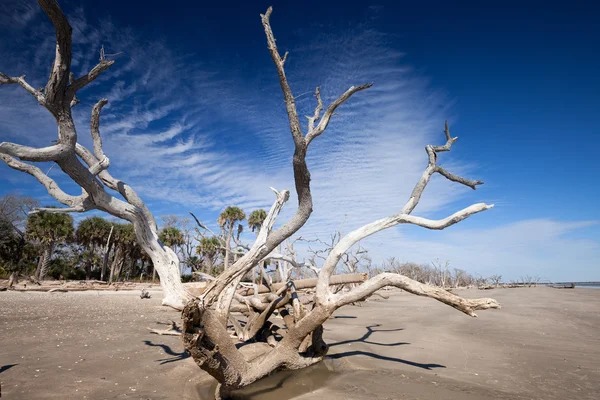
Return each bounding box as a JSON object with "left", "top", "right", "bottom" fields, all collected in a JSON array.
[
  {"left": 3, "top": 193, "right": 504, "bottom": 289},
  {"left": 0, "top": 194, "right": 272, "bottom": 285}
]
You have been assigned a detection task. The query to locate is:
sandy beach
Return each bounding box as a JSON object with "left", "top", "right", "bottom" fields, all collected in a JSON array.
[{"left": 1, "top": 287, "right": 598, "bottom": 399}]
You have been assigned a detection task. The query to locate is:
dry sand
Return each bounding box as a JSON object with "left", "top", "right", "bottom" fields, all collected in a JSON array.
[{"left": 1, "top": 287, "right": 598, "bottom": 399}]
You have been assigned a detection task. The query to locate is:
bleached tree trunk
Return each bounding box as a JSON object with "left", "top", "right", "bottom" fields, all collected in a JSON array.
[
  {"left": 35, "top": 242, "right": 54, "bottom": 281},
  {"left": 100, "top": 225, "right": 113, "bottom": 281},
  {"left": 223, "top": 227, "right": 233, "bottom": 270},
  {"left": 8, "top": 272, "right": 17, "bottom": 288}
]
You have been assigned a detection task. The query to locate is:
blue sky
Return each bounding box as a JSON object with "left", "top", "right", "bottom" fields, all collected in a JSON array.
[{"left": 1, "top": 0, "right": 598, "bottom": 281}]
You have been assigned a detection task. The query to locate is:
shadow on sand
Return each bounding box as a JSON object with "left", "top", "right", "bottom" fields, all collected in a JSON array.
[
  {"left": 0, "top": 364, "right": 17, "bottom": 374},
  {"left": 143, "top": 340, "right": 190, "bottom": 365},
  {"left": 326, "top": 324, "right": 445, "bottom": 370}
]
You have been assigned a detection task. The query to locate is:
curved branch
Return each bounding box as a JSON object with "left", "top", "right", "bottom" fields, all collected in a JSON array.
[
  {"left": 0, "top": 153, "right": 90, "bottom": 210},
  {"left": 68, "top": 60, "right": 114, "bottom": 95},
  {"left": 316, "top": 121, "right": 492, "bottom": 303},
  {"left": 334, "top": 273, "right": 500, "bottom": 317},
  {"left": 38, "top": 0, "right": 72, "bottom": 108},
  {"left": 434, "top": 166, "right": 483, "bottom": 190},
  {"left": 306, "top": 83, "right": 373, "bottom": 145},
  {"left": 0, "top": 142, "right": 68, "bottom": 162},
  {"left": 400, "top": 203, "right": 494, "bottom": 230},
  {"left": 86, "top": 98, "right": 111, "bottom": 175},
  {"left": 90, "top": 98, "right": 108, "bottom": 159},
  {"left": 75, "top": 144, "right": 157, "bottom": 231}
]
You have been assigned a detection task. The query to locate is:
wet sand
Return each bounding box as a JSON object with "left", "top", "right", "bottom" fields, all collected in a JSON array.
[{"left": 1, "top": 287, "right": 598, "bottom": 399}]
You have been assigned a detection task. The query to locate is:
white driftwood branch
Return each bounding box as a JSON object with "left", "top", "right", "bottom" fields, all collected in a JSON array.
[
  {"left": 399, "top": 203, "right": 493, "bottom": 230},
  {"left": 316, "top": 121, "right": 492, "bottom": 303},
  {"left": 305, "top": 83, "right": 373, "bottom": 145},
  {"left": 206, "top": 188, "right": 291, "bottom": 322},
  {"left": 0, "top": 142, "right": 67, "bottom": 162},
  {"left": 333, "top": 273, "right": 500, "bottom": 317},
  {"left": 0, "top": 153, "right": 90, "bottom": 211},
  {"left": 74, "top": 144, "right": 157, "bottom": 231},
  {"left": 87, "top": 98, "right": 110, "bottom": 175}
]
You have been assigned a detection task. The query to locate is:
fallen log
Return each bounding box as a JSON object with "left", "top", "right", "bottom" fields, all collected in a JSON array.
[
  {"left": 237, "top": 273, "right": 368, "bottom": 296},
  {"left": 48, "top": 288, "right": 68, "bottom": 293}
]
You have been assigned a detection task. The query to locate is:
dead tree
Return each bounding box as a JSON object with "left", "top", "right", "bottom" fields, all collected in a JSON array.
[
  {"left": 179, "top": 7, "right": 499, "bottom": 398},
  {"left": 0, "top": 0, "right": 187, "bottom": 309},
  {"left": 1, "top": 3, "right": 499, "bottom": 398}
]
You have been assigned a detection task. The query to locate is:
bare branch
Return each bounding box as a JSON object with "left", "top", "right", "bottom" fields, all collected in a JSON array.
[
  {"left": 435, "top": 165, "right": 483, "bottom": 190},
  {"left": 431, "top": 120, "right": 458, "bottom": 153},
  {"left": 74, "top": 144, "right": 158, "bottom": 231},
  {"left": 306, "top": 87, "right": 323, "bottom": 133},
  {"left": 260, "top": 7, "right": 370, "bottom": 251},
  {"left": 316, "top": 121, "right": 492, "bottom": 303},
  {"left": 0, "top": 73, "right": 45, "bottom": 104},
  {"left": 260, "top": 6, "right": 303, "bottom": 146},
  {"left": 403, "top": 121, "right": 476, "bottom": 215},
  {"left": 87, "top": 98, "right": 110, "bottom": 174},
  {"left": 203, "top": 188, "right": 291, "bottom": 320},
  {"left": 38, "top": 0, "right": 73, "bottom": 108},
  {"left": 68, "top": 59, "right": 114, "bottom": 95},
  {"left": 30, "top": 205, "right": 88, "bottom": 214},
  {"left": 334, "top": 273, "right": 500, "bottom": 317},
  {"left": 0, "top": 153, "right": 90, "bottom": 211},
  {"left": 305, "top": 83, "right": 373, "bottom": 145},
  {"left": 399, "top": 203, "right": 494, "bottom": 230},
  {"left": 0, "top": 142, "right": 67, "bottom": 162}
]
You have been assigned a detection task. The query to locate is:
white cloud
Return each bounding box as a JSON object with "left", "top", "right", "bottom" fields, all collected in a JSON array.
[{"left": 359, "top": 219, "right": 599, "bottom": 282}]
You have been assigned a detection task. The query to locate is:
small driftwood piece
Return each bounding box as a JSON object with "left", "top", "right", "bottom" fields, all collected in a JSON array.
[
  {"left": 48, "top": 288, "right": 68, "bottom": 293},
  {"left": 148, "top": 320, "right": 181, "bottom": 336}
]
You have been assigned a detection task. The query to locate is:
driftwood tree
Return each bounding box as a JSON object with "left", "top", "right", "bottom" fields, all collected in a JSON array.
[
  {"left": 1, "top": 2, "right": 500, "bottom": 398},
  {"left": 179, "top": 7, "right": 499, "bottom": 398},
  {"left": 0, "top": 0, "right": 187, "bottom": 309}
]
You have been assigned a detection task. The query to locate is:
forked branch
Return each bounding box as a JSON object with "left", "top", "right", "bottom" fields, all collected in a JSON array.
[{"left": 316, "top": 121, "right": 493, "bottom": 303}]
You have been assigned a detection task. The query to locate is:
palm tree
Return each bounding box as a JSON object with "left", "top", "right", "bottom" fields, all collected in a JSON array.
[
  {"left": 159, "top": 226, "right": 185, "bottom": 274},
  {"left": 159, "top": 226, "right": 185, "bottom": 248},
  {"left": 76, "top": 216, "right": 111, "bottom": 279},
  {"left": 248, "top": 209, "right": 267, "bottom": 283},
  {"left": 217, "top": 206, "right": 246, "bottom": 269},
  {"left": 196, "top": 236, "right": 222, "bottom": 275},
  {"left": 248, "top": 209, "right": 267, "bottom": 233},
  {"left": 26, "top": 210, "right": 74, "bottom": 281},
  {"left": 108, "top": 223, "right": 140, "bottom": 283}
]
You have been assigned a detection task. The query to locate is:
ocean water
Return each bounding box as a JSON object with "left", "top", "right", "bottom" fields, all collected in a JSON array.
[
  {"left": 576, "top": 283, "right": 600, "bottom": 289},
  {"left": 551, "top": 282, "right": 600, "bottom": 289}
]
